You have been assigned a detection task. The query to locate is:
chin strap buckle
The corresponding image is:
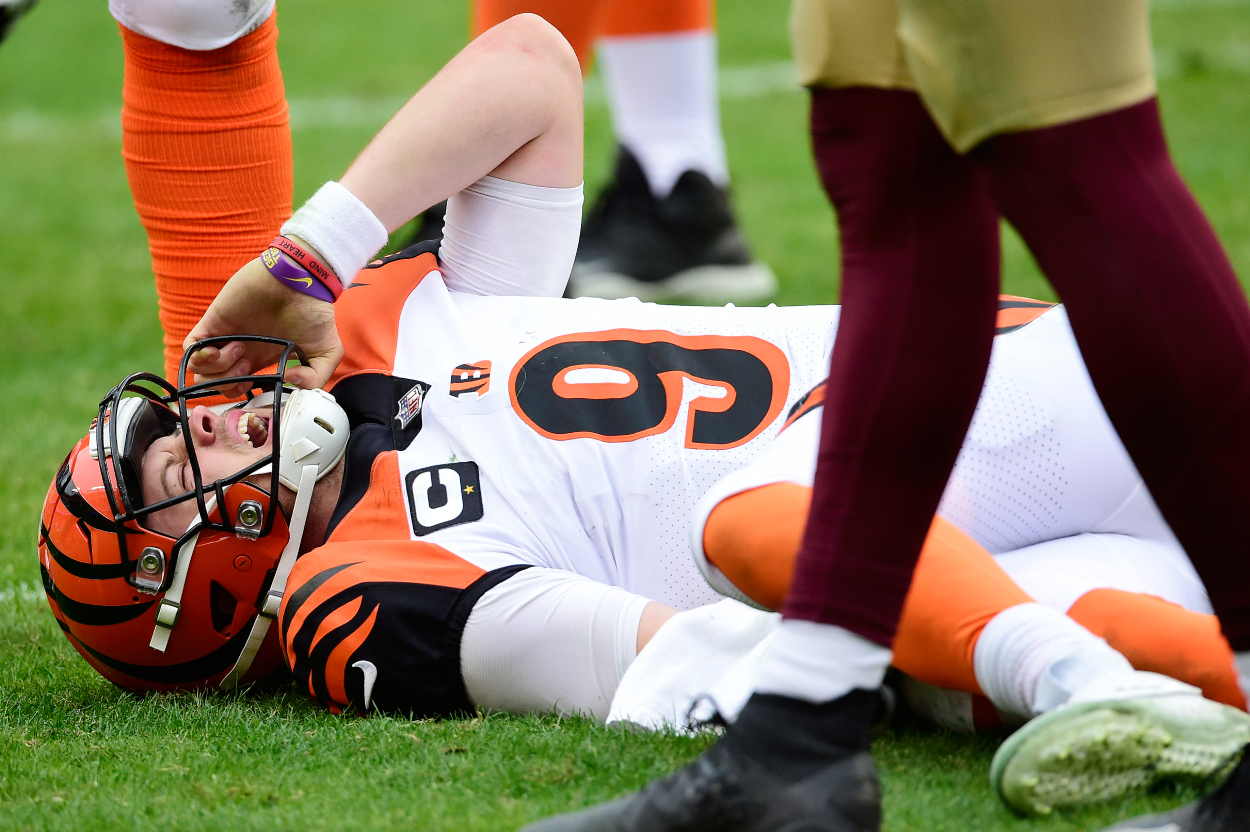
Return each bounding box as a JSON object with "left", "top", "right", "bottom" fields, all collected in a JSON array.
[
  {"left": 260, "top": 590, "right": 283, "bottom": 619},
  {"left": 154, "top": 599, "right": 180, "bottom": 628},
  {"left": 150, "top": 598, "right": 181, "bottom": 651}
]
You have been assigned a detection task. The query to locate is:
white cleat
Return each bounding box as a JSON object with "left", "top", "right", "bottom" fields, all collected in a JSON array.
[{"left": 991, "top": 672, "right": 1250, "bottom": 816}]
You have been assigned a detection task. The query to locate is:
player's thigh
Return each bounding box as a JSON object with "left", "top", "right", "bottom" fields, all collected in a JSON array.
[
  {"left": 790, "top": 0, "right": 913, "bottom": 90},
  {"left": 898, "top": 0, "right": 1154, "bottom": 151},
  {"left": 461, "top": 568, "right": 651, "bottom": 721},
  {"left": 993, "top": 532, "right": 1213, "bottom": 616}
]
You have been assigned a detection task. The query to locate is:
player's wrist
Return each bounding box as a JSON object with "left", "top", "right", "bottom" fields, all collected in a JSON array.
[
  {"left": 280, "top": 180, "right": 388, "bottom": 289},
  {"left": 260, "top": 235, "right": 341, "bottom": 302}
]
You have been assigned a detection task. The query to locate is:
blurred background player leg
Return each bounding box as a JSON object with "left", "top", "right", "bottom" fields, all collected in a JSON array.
[
  {"left": 471, "top": 0, "right": 775, "bottom": 302},
  {"left": 114, "top": 0, "right": 292, "bottom": 382},
  {"left": 0, "top": 0, "right": 38, "bottom": 46}
]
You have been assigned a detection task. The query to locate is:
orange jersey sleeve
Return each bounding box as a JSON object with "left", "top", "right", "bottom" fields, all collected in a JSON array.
[{"left": 328, "top": 247, "right": 441, "bottom": 390}]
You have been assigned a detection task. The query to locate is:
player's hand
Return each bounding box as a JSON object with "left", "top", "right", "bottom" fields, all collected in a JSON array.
[{"left": 183, "top": 252, "right": 344, "bottom": 396}]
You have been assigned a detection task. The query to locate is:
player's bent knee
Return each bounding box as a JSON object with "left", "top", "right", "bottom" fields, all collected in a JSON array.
[
  {"left": 488, "top": 13, "right": 582, "bottom": 96},
  {"left": 697, "top": 483, "right": 811, "bottom": 611}
]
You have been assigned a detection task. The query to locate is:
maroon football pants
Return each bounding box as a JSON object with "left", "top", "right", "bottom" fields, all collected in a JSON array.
[
  {"left": 785, "top": 88, "right": 1000, "bottom": 645},
  {"left": 791, "top": 89, "right": 1250, "bottom": 652}
]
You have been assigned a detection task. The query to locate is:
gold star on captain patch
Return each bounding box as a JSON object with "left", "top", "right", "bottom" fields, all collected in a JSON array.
[{"left": 463, "top": 485, "right": 475, "bottom": 494}]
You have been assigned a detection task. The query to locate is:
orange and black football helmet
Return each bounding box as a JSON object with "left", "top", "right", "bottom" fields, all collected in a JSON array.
[{"left": 38, "top": 337, "right": 348, "bottom": 692}]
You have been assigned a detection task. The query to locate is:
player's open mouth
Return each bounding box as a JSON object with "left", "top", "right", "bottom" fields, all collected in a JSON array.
[{"left": 229, "top": 410, "right": 271, "bottom": 449}]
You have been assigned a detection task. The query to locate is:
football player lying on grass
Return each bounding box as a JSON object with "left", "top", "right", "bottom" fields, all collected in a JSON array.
[{"left": 38, "top": 14, "right": 1250, "bottom": 817}]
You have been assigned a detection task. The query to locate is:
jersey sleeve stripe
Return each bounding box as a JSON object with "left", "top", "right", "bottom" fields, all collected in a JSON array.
[{"left": 323, "top": 604, "right": 380, "bottom": 707}]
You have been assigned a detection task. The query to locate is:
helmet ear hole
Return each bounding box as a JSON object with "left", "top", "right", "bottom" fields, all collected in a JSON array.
[{"left": 209, "top": 580, "right": 239, "bottom": 637}]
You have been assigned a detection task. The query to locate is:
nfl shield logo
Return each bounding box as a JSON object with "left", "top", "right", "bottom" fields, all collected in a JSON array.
[{"left": 395, "top": 381, "right": 429, "bottom": 430}]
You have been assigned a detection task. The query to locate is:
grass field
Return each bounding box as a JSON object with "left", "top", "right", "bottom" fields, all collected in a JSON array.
[{"left": 2, "top": 1, "right": 1250, "bottom": 829}]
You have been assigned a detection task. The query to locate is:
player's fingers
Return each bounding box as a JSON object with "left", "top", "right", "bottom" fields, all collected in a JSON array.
[
  {"left": 291, "top": 342, "right": 344, "bottom": 390},
  {"left": 281, "top": 365, "right": 322, "bottom": 391},
  {"left": 183, "top": 322, "right": 209, "bottom": 353},
  {"left": 186, "top": 342, "right": 245, "bottom": 374},
  {"left": 191, "top": 356, "right": 255, "bottom": 394}
]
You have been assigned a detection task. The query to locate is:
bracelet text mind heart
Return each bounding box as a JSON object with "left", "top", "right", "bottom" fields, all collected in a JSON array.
[{"left": 260, "top": 247, "right": 337, "bottom": 303}]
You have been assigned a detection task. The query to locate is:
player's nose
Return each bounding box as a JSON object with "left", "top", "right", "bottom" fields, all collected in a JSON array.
[{"left": 187, "top": 405, "right": 220, "bottom": 448}]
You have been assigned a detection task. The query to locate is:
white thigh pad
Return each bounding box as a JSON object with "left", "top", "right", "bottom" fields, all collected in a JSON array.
[{"left": 460, "top": 567, "right": 650, "bottom": 721}]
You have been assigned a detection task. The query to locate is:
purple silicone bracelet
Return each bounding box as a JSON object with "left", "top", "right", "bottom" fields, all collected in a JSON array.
[{"left": 260, "top": 247, "right": 337, "bottom": 303}]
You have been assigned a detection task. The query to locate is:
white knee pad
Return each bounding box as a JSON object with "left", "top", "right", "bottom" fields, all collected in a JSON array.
[{"left": 110, "top": 0, "right": 274, "bottom": 50}]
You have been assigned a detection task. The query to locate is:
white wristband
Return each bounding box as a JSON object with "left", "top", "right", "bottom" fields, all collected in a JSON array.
[{"left": 281, "top": 181, "right": 388, "bottom": 286}]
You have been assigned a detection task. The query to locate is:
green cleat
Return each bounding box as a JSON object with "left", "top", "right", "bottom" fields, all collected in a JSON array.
[{"left": 990, "top": 672, "right": 1250, "bottom": 816}]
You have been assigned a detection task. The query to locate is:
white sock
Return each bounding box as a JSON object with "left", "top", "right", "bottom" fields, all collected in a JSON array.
[
  {"left": 974, "top": 603, "right": 1133, "bottom": 720},
  {"left": 752, "top": 619, "right": 892, "bottom": 704},
  {"left": 1237, "top": 652, "right": 1250, "bottom": 705},
  {"left": 598, "top": 30, "right": 729, "bottom": 197}
]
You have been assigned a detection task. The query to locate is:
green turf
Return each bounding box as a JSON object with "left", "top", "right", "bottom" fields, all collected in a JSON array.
[{"left": 2, "top": 0, "right": 1248, "bottom": 828}]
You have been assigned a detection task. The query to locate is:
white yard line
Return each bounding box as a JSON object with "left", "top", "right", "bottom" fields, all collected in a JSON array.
[
  {"left": 1, "top": 60, "right": 801, "bottom": 144},
  {"left": 4, "top": 39, "right": 1248, "bottom": 145}
]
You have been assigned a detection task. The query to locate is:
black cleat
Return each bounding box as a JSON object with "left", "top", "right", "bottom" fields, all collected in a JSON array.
[
  {"left": 521, "top": 691, "right": 883, "bottom": 832},
  {"left": 1, "top": 0, "right": 39, "bottom": 45},
  {"left": 568, "top": 146, "right": 776, "bottom": 303},
  {"left": 1100, "top": 743, "right": 1250, "bottom": 831}
]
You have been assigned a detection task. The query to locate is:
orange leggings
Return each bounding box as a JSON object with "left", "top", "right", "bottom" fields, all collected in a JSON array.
[
  {"left": 121, "top": 15, "right": 292, "bottom": 382},
  {"left": 472, "top": 0, "right": 713, "bottom": 71},
  {"left": 704, "top": 483, "right": 1245, "bottom": 709}
]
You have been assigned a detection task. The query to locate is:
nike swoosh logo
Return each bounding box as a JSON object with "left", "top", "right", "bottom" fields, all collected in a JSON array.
[
  {"left": 282, "top": 275, "right": 314, "bottom": 288},
  {"left": 353, "top": 659, "right": 378, "bottom": 709}
]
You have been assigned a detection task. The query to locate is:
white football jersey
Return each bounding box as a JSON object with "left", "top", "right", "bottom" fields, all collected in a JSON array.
[
  {"left": 322, "top": 251, "right": 1200, "bottom": 613},
  {"left": 327, "top": 251, "right": 836, "bottom": 610}
]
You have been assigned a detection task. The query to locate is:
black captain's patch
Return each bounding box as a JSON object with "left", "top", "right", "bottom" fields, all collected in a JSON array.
[{"left": 406, "top": 462, "right": 484, "bottom": 536}]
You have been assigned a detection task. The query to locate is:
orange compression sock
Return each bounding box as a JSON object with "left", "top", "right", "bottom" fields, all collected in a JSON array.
[
  {"left": 471, "top": 0, "right": 712, "bottom": 72},
  {"left": 121, "top": 14, "right": 292, "bottom": 382},
  {"left": 702, "top": 484, "right": 1030, "bottom": 694},
  {"left": 601, "top": 0, "right": 711, "bottom": 38},
  {"left": 471, "top": 0, "right": 607, "bottom": 71},
  {"left": 1068, "top": 588, "right": 1246, "bottom": 709},
  {"left": 891, "top": 518, "right": 1033, "bottom": 694}
]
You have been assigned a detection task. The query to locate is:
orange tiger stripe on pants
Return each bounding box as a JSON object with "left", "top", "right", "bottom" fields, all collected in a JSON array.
[
  {"left": 703, "top": 482, "right": 1245, "bottom": 709},
  {"left": 121, "top": 14, "right": 292, "bottom": 382}
]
